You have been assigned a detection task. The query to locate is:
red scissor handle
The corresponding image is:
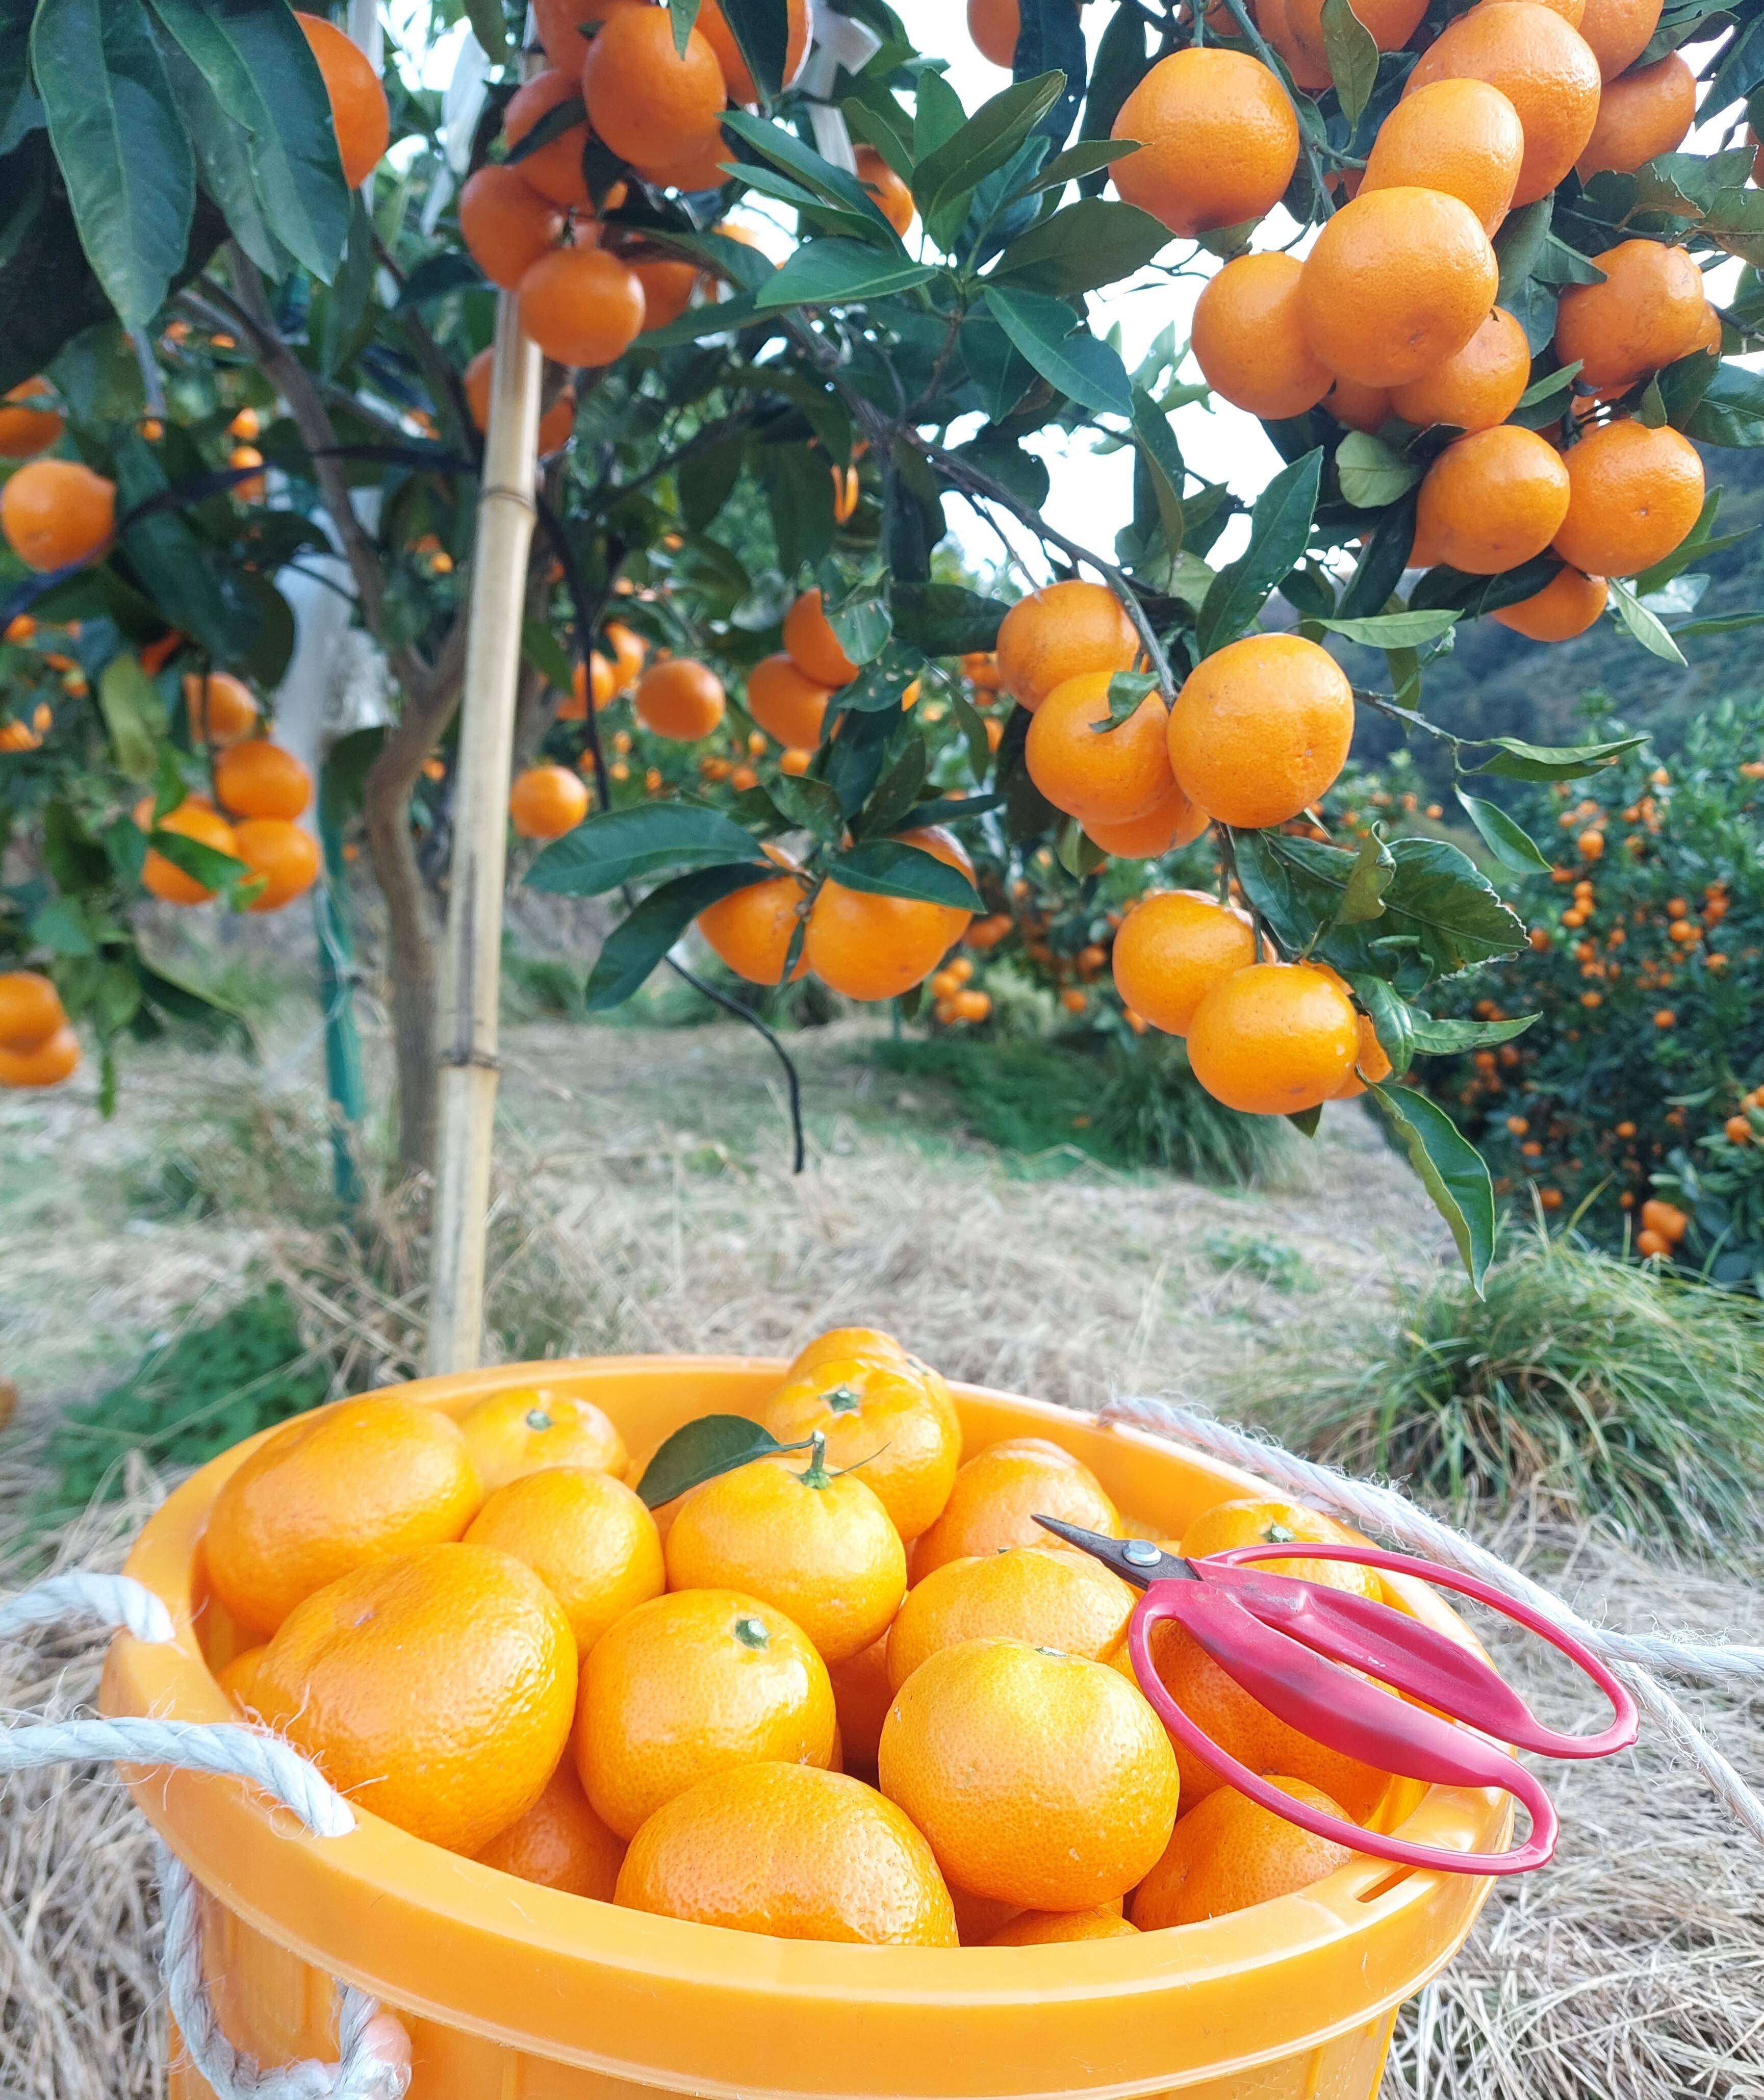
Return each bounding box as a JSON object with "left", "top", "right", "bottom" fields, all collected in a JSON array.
[{"left": 1126, "top": 1542, "right": 1635, "bottom": 1877}]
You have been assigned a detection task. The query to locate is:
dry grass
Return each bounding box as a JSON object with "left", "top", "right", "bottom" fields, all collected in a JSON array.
[{"left": 3, "top": 1015, "right": 1762, "bottom": 2100}]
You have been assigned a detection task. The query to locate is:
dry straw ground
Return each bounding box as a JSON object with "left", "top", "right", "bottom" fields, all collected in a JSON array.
[{"left": 2, "top": 1017, "right": 1761, "bottom": 2099}]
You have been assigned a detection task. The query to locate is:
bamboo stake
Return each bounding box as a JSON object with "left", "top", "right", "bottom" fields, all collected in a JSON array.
[{"left": 424, "top": 167, "right": 543, "bottom": 1372}]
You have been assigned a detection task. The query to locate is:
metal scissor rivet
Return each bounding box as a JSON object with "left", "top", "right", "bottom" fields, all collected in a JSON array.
[{"left": 1123, "top": 1539, "right": 1162, "bottom": 1566}]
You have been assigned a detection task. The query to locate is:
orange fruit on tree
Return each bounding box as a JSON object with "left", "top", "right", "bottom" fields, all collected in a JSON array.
[
  {"left": 459, "top": 1387, "right": 627, "bottom": 1488},
  {"left": 1553, "top": 240, "right": 1706, "bottom": 392},
  {"left": 914, "top": 1436, "right": 1120, "bottom": 1579},
  {"left": 1297, "top": 189, "right": 1497, "bottom": 387},
  {"left": 510, "top": 762, "right": 591, "bottom": 839},
  {"left": 296, "top": 12, "right": 390, "bottom": 189},
  {"left": 1552, "top": 418, "right": 1704, "bottom": 577},
  {"left": 1411, "top": 425, "right": 1571, "bottom": 575},
  {"left": 625, "top": 250, "right": 702, "bottom": 331},
  {"left": 786, "top": 1326, "right": 910, "bottom": 1378},
  {"left": 1084, "top": 777, "right": 1208, "bottom": 858},
  {"left": 0, "top": 459, "right": 115, "bottom": 571},
  {"left": 1577, "top": 52, "right": 1695, "bottom": 174},
  {"left": 803, "top": 825, "right": 975, "bottom": 1000},
  {"left": 141, "top": 801, "right": 241, "bottom": 906},
  {"left": 0, "top": 1025, "right": 80, "bottom": 1090},
  {"left": 214, "top": 739, "right": 312, "bottom": 821},
  {"left": 1187, "top": 962, "right": 1360, "bottom": 1115},
  {"left": 1181, "top": 1496, "right": 1379, "bottom": 1599},
  {"left": 1191, "top": 253, "right": 1333, "bottom": 420},
  {"left": 664, "top": 1438, "right": 907, "bottom": 1664},
  {"left": 1167, "top": 633, "right": 1353, "bottom": 829},
  {"left": 519, "top": 247, "right": 647, "bottom": 368},
  {"left": 0, "top": 969, "right": 65, "bottom": 1054},
  {"left": 1324, "top": 377, "right": 1393, "bottom": 433},
  {"left": 746, "top": 652, "right": 833, "bottom": 747},
  {"left": 234, "top": 818, "right": 321, "bottom": 913},
  {"left": 1111, "top": 889, "right": 1257, "bottom": 1037},
  {"left": 1110, "top": 50, "right": 1299, "bottom": 239},
  {"left": 474, "top": 1756, "right": 626, "bottom": 1900},
  {"left": 204, "top": 1395, "right": 481, "bottom": 1633},
  {"left": 635, "top": 657, "right": 726, "bottom": 739},
  {"left": 583, "top": 5, "right": 726, "bottom": 172},
  {"left": 1025, "top": 671, "right": 1176, "bottom": 827},
  {"left": 1331, "top": 1010, "right": 1395, "bottom": 1098},
  {"left": 826, "top": 1634, "right": 893, "bottom": 1774},
  {"left": 759, "top": 1354, "right": 961, "bottom": 1543},
  {"left": 630, "top": 127, "right": 731, "bottom": 191},
  {"left": 1576, "top": 0, "right": 1664, "bottom": 76},
  {"left": 879, "top": 1638, "right": 1180, "bottom": 1910},
  {"left": 616, "top": 1762, "right": 956, "bottom": 1944},
  {"left": 1494, "top": 565, "right": 1608, "bottom": 639},
  {"left": 1280, "top": 0, "right": 1429, "bottom": 64},
  {"left": 886, "top": 1545, "right": 1136, "bottom": 1691},
  {"left": 561, "top": 648, "right": 616, "bottom": 717},
  {"left": 605, "top": 620, "right": 647, "bottom": 689},
  {"left": 1259, "top": 0, "right": 1332, "bottom": 92},
  {"left": 989, "top": 1906, "right": 1139, "bottom": 1945},
  {"left": 574, "top": 1587, "right": 836, "bottom": 1837},
  {"left": 532, "top": 0, "right": 636, "bottom": 73},
  {"left": 967, "top": 0, "right": 1019, "bottom": 64},
  {"left": 1125, "top": 1621, "right": 1390, "bottom": 1820},
  {"left": 466, "top": 1465, "right": 664, "bottom": 1658},
  {"left": 183, "top": 670, "right": 259, "bottom": 746},
  {"left": 995, "top": 580, "right": 1138, "bottom": 712},
  {"left": 252, "top": 1542, "right": 575, "bottom": 1855},
  {"left": 854, "top": 146, "right": 914, "bottom": 236},
  {"left": 697, "top": 0, "right": 810, "bottom": 103},
  {"left": 1389, "top": 305, "right": 1530, "bottom": 431},
  {"left": 1360, "top": 79, "right": 1524, "bottom": 235},
  {"left": 0, "top": 377, "right": 62, "bottom": 459},
  {"left": 503, "top": 70, "right": 593, "bottom": 210},
  {"left": 459, "top": 164, "right": 564, "bottom": 288},
  {"left": 1403, "top": 2, "right": 1602, "bottom": 204},
  {"left": 783, "top": 587, "right": 859, "bottom": 686},
  {"left": 697, "top": 863, "right": 811, "bottom": 985},
  {"left": 1130, "top": 1778, "right": 1353, "bottom": 1929}
]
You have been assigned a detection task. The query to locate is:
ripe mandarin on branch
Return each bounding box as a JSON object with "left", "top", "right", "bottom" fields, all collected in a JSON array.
[
  {"left": 697, "top": 862, "right": 811, "bottom": 985},
  {"left": 1111, "top": 889, "right": 1258, "bottom": 1037},
  {"left": 1084, "top": 777, "right": 1209, "bottom": 858},
  {"left": 235, "top": 819, "right": 320, "bottom": 913},
  {"left": 1577, "top": 0, "right": 1665, "bottom": 76},
  {"left": 0, "top": 970, "right": 66, "bottom": 1055},
  {"left": 1577, "top": 52, "right": 1696, "bottom": 175},
  {"left": 503, "top": 70, "right": 595, "bottom": 209},
  {"left": 803, "top": 826, "right": 974, "bottom": 1000},
  {"left": 994, "top": 580, "right": 1139, "bottom": 711},
  {"left": 626, "top": 250, "right": 702, "bottom": 330},
  {"left": 746, "top": 653, "right": 833, "bottom": 747},
  {"left": 697, "top": 0, "right": 810, "bottom": 103},
  {"left": 0, "top": 459, "right": 115, "bottom": 571},
  {"left": 0, "top": 1026, "right": 80, "bottom": 1090},
  {"left": 0, "top": 377, "right": 63, "bottom": 459},
  {"left": 1494, "top": 565, "right": 1608, "bottom": 640},
  {"left": 184, "top": 671, "right": 259, "bottom": 746},
  {"left": 509, "top": 763, "right": 591, "bottom": 839},
  {"left": 636, "top": 657, "right": 726, "bottom": 739},
  {"left": 1411, "top": 425, "right": 1571, "bottom": 575},
  {"left": 1186, "top": 962, "right": 1361, "bottom": 1115},
  {"left": 214, "top": 741, "right": 312, "bottom": 822},
  {"left": 519, "top": 247, "right": 647, "bottom": 368},
  {"left": 783, "top": 588, "right": 859, "bottom": 686},
  {"left": 1297, "top": 188, "right": 1498, "bottom": 388},
  {"left": 1167, "top": 633, "right": 1353, "bottom": 829},
  {"left": 1359, "top": 79, "right": 1524, "bottom": 235},
  {"left": 1389, "top": 306, "right": 1530, "bottom": 431},
  {"left": 583, "top": 6, "right": 726, "bottom": 173},
  {"left": 296, "top": 12, "right": 390, "bottom": 190},
  {"left": 532, "top": 0, "right": 631, "bottom": 73},
  {"left": 141, "top": 802, "right": 241, "bottom": 906},
  {"left": 967, "top": 0, "right": 1019, "bottom": 65},
  {"left": 1552, "top": 418, "right": 1704, "bottom": 576},
  {"left": 459, "top": 165, "right": 564, "bottom": 288},
  {"left": 1553, "top": 240, "right": 1707, "bottom": 392},
  {"left": 1111, "top": 50, "right": 1299, "bottom": 239},
  {"left": 1191, "top": 253, "right": 1333, "bottom": 419},
  {"left": 1025, "top": 672, "right": 1177, "bottom": 826}
]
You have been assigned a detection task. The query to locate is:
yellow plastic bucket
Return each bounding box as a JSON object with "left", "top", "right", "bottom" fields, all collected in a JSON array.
[{"left": 101, "top": 1357, "right": 1506, "bottom": 2100}]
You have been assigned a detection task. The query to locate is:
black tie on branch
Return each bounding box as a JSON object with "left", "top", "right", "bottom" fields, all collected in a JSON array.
[{"left": 530, "top": 491, "right": 808, "bottom": 1178}]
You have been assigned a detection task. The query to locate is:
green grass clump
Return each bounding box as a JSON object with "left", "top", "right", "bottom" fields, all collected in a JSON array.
[
  {"left": 1290, "top": 1232, "right": 1764, "bottom": 1544},
  {"left": 872, "top": 1035, "right": 1293, "bottom": 1186}
]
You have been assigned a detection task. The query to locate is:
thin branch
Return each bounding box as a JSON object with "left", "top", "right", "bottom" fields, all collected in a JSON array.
[
  {"left": 371, "top": 228, "right": 478, "bottom": 452},
  {"left": 662, "top": 958, "right": 807, "bottom": 1173},
  {"left": 1212, "top": 0, "right": 1336, "bottom": 221}
]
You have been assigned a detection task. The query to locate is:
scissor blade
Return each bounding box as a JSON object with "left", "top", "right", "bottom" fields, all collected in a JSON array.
[{"left": 1031, "top": 1515, "right": 1194, "bottom": 1589}]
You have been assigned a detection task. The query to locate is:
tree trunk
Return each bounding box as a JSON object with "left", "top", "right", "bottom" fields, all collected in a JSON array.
[{"left": 365, "top": 716, "right": 446, "bottom": 1177}]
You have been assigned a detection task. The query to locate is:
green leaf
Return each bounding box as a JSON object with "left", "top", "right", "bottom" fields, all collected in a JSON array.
[
  {"left": 753, "top": 239, "right": 936, "bottom": 310},
  {"left": 982, "top": 284, "right": 1132, "bottom": 417},
  {"left": 1345, "top": 972, "right": 1414, "bottom": 1077},
  {"left": 1130, "top": 385, "right": 1185, "bottom": 557},
  {"left": 1196, "top": 449, "right": 1322, "bottom": 657},
  {"left": 1684, "top": 360, "right": 1764, "bottom": 447},
  {"left": 463, "top": 0, "right": 510, "bottom": 61},
  {"left": 987, "top": 198, "right": 1169, "bottom": 297},
  {"left": 521, "top": 622, "right": 576, "bottom": 694},
  {"left": 1368, "top": 1083, "right": 1497, "bottom": 1293},
  {"left": 1056, "top": 815, "right": 1108, "bottom": 878},
  {"left": 721, "top": 112, "right": 895, "bottom": 233},
  {"left": 1319, "top": 0, "right": 1378, "bottom": 125},
  {"left": 146, "top": 825, "right": 247, "bottom": 897},
  {"left": 1672, "top": 610, "right": 1764, "bottom": 637},
  {"left": 1077, "top": 0, "right": 1147, "bottom": 194},
  {"left": 585, "top": 866, "right": 772, "bottom": 1009},
  {"left": 758, "top": 444, "right": 837, "bottom": 573},
  {"left": 29, "top": 895, "right": 101, "bottom": 957},
  {"left": 97, "top": 651, "right": 165, "bottom": 780},
  {"left": 769, "top": 771, "right": 846, "bottom": 842},
  {"left": 1405, "top": 1011, "right": 1537, "bottom": 1054},
  {"left": 1320, "top": 609, "right": 1458, "bottom": 648},
  {"left": 911, "top": 72, "right": 1065, "bottom": 229},
  {"left": 1514, "top": 358, "right": 1581, "bottom": 411},
  {"left": 1494, "top": 198, "right": 1552, "bottom": 310},
  {"left": 711, "top": 0, "right": 793, "bottom": 105},
  {"left": 855, "top": 736, "right": 930, "bottom": 841},
  {"left": 730, "top": 162, "right": 886, "bottom": 243},
  {"left": 668, "top": 0, "right": 702, "bottom": 58},
  {"left": 1606, "top": 576, "right": 1686, "bottom": 667},
  {"left": 1100, "top": 668, "right": 1160, "bottom": 728},
  {"left": 1008, "top": 138, "right": 1137, "bottom": 201},
  {"left": 952, "top": 687, "right": 992, "bottom": 781},
  {"left": 829, "top": 839, "right": 982, "bottom": 910},
  {"left": 1408, "top": 555, "right": 1560, "bottom": 618},
  {"left": 33, "top": 0, "right": 194, "bottom": 328},
  {"left": 890, "top": 582, "right": 1006, "bottom": 655},
  {"left": 1454, "top": 787, "right": 1551, "bottom": 876},
  {"left": 1469, "top": 733, "right": 1648, "bottom": 782},
  {"left": 636, "top": 1415, "right": 788, "bottom": 1506},
  {"left": 1335, "top": 829, "right": 1393, "bottom": 925},
  {"left": 527, "top": 805, "right": 766, "bottom": 895},
  {"left": 913, "top": 69, "right": 967, "bottom": 162},
  {"left": 157, "top": 41, "right": 284, "bottom": 275},
  {"left": 1335, "top": 430, "right": 1422, "bottom": 510},
  {"left": 1287, "top": 1103, "right": 1324, "bottom": 1138},
  {"left": 823, "top": 594, "right": 892, "bottom": 665},
  {"left": 842, "top": 87, "right": 914, "bottom": 183}
]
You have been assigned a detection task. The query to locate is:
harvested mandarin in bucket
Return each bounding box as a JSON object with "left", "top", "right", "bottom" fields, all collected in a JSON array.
[
  {"left": 1110, "top": 49, "right": 1299, "bottom": 238},
  {"left": 995, "top": 580, "right": 1139, "bottom": 712},
  {"left": 616, "top": 1762, "right": 957, "bottom": 1944},
  {"left": 1187, "top": 962, "right": 1361, "bottom": 1115},
  {"left": 474, "top": 1756, "right": 626, "bottom": 1899},
  {"left": 574, "top": 1587, "right": 836, "bottom": 1838},
  {"left": 826, "top": 1634, "right": 893, "bottom": 1774},
  {"left": 204, "top": 1396, "right": 482, "bottom": 1632},
  {"left": 1110, "top": 890, "right": 1257, "bottom": 1038},
  {"left": 1167, "top": 634, "right": 1353, "bottom": 830},
  {"left": 759, "top": 1355, "right": 960, "bottom": 1543},
  {"left": 466, "top": 1465, "right": 664, "bottom": 1657},
  {"left": 253, "top": 1542, "right": 576, "bottom": 1855},
  {"left": 664, "top": 1440, "right": 907, "bottom": 1665},
  {"left": 879, "top": 1638, "right": 1180, "bottom": 1910},
  {"left": 885, "top": 1545, "right": 1135, "bottom": 1692},
  {"left": 989, "top": 1906, "right": 1140, "bottom": 1944},
  {"left": 460, "top": 1389, "right": 627, "bottom": 1488},
  {"left": 1181, "top": 1495, "right": 1380, "bottom": 1599},
  {"left": 1131, "top": 1778, "right": 1352, "bottom": 1928},
  {"left": 787, "top": 1327, "right": 910, "bottom": 1378},
  {"left": 914, "top": 1437, "right": 1120, "bottom": 1578}
]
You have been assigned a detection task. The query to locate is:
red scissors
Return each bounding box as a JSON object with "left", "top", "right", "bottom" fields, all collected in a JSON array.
[{"left": 1034, "top": 1516, "right": 1638, "bottom": 1876}]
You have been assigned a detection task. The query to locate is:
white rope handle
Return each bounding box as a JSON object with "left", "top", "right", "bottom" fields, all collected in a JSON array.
[
  {"left": 1, "top": 1572, "right": 412, "bottom": 2100},
  {"left": 1103, "top": 1396, "right": 1764, "bottom": 1850}
]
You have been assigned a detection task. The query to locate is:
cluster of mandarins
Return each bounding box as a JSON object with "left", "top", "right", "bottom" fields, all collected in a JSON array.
[
  {"left": 203, "top": 1326, "right": 1392, "bottom": 1945},
  {"left": 0, "top": 968, "right": 81, "bottom": 1091},
  {"left": 1116, "top": 1, "right": 1707, "bottom": 634}
]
